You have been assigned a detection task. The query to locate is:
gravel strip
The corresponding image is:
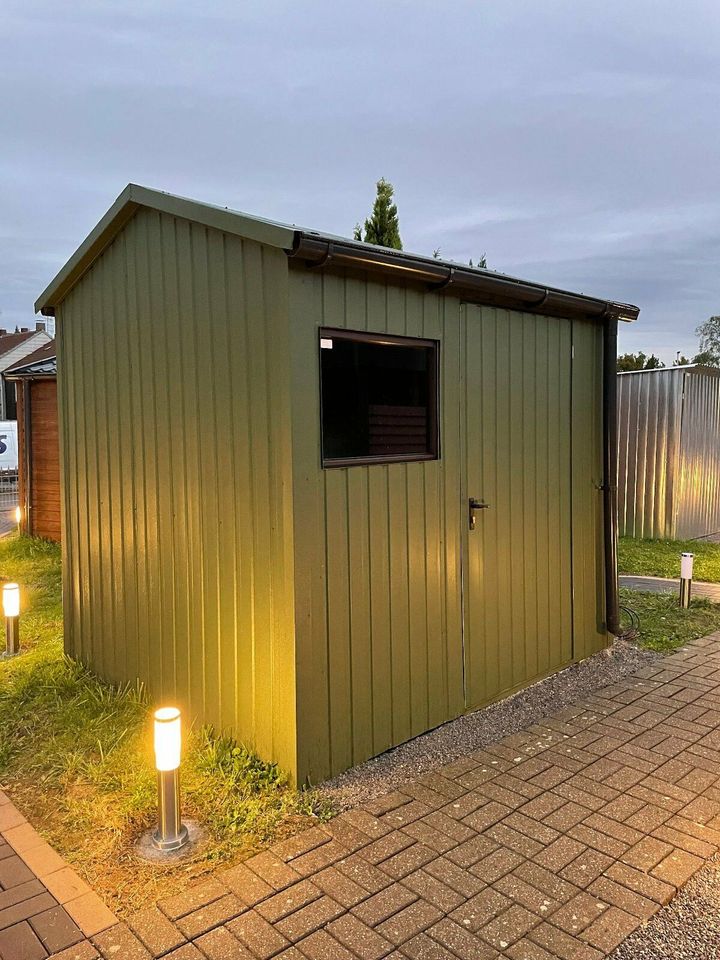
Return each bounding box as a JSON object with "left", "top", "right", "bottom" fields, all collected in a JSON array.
[
  {"left": 320, "top": 639, "right": 659, "bottom": 809},
  {"left": 611, "top": 856, "right": 720, "bottom": 959}
]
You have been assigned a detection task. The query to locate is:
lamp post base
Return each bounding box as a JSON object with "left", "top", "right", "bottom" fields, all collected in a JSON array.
[
  {"left": 151, "top": 822, "right": 189, "bottom": 851},
  {"left": 135, "top": 818, "right": 203, "bottom": 862},
  {"left": 3, "top": 616, "right": 19, "bottom": 657}
]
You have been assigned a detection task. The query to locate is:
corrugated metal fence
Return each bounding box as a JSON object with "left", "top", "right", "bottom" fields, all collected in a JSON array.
[{"left": 618, "top": 366, "right": 720, "bottom": 540}]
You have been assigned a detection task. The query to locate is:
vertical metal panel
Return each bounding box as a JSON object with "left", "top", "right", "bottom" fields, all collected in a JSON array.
[
  {"left": 57, "top": 207, "right": 299, "bottom": 778},
  {"left": 289, "top": 268, "right": 465, "bottom": 783},
  {"left": 617, "top": 369, "right": 684, "bottom": 539},
  {"left": 676, "top": 369, "right": 720, "bottom": 538},
  {"left": 462, "top": 305, "right": 574, "bottom": 710},
  {"left": 572, "top": 320, "right": 608, "bottom": 656}
]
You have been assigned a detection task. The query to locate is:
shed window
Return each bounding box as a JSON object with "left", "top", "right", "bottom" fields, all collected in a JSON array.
[{"left": 319, "top": 329, "right": 439, "bottom": 467}]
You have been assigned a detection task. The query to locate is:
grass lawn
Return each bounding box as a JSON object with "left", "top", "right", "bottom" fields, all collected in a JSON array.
[
  {"left": 619, "top": 587, "right": 720, "bottom": 652},
  {"left": 0, "top": 535, "right": 328, "bottom": 917},
  {"left": 619, "top": 536, "right": 720, "bottom": 582}
]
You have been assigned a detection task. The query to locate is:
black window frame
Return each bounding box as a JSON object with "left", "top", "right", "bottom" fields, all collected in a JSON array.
[{"left": 318, "top": 327, "right": 440, "bottom": 468}]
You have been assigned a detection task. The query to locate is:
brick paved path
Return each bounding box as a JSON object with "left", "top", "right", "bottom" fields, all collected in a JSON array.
[
  {"left": 620, "top": 574, "right": 720, "bottom": 602},
  {"left": 0, "top": 792, "right": 115, "bottom": 959},
  {"left": 37, "top": 633, "right": 720, "bottom": 959}
]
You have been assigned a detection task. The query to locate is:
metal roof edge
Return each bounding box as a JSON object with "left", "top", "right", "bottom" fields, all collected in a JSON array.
[
  {"left": 35, "top": 184, "right": 297, "bottom": 316},
  {"left": 35, "top": 183, "right": 640, "bottom": 324},
  {"left": 618, "top": 364, "right": 720, "bottom": 376}
]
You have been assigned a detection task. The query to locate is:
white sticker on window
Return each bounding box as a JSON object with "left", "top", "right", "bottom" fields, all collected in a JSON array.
[{"left": 320, "top": 338, "right": 333, "bottom": 349}]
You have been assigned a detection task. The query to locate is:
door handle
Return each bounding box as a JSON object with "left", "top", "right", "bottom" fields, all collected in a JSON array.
[{"left": 469, "top": 497, "right": 490, "bottom": 530}]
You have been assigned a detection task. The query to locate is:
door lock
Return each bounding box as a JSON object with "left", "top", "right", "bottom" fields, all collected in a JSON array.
[{"left": 469, "top": 497, "right": 490, "bottom": 530}]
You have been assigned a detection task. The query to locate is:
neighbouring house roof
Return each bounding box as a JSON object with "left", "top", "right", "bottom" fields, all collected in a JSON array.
[
  {"left": 4, "top": 340, "right": 56, "bottom": 378},
  {"left": 0, "top": 331, "right": 41, "bottom": 357},
  {"left": 35, "top": 183, "right": 640, "bottom": 324}
]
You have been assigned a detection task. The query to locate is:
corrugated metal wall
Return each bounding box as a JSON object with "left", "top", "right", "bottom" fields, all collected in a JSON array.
[
  {"left": 617, "top": 369, "right": 684, "bottom": 539},
  {"left": 618, "top": 367, "right": 720, "bottom": 540},
  {"left": 676, "top": 370, "right": 720, "bottom": 538},
  {"left": 56, "top": 207, "right": 299, "bottom": 776}
]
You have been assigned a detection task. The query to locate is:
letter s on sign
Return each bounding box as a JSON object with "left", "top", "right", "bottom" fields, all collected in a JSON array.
[{"left": 0, "top": 436, "right": 7, "bottom": 455}]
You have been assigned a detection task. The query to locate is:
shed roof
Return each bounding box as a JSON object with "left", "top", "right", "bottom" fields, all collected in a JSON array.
[
  {"left": 35, "top": 183, "right": 640, "bottom": 324},
  {"left": 4, "top": 340, "right": 57, "bottom": 378}
]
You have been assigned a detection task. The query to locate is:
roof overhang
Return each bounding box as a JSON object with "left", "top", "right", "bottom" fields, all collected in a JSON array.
[{"left": 35, "top": 184, "right": 640, "bottom": 324}]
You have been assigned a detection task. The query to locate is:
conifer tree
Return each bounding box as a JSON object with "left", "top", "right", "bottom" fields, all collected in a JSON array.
[{"left": 353, "top": 178, "right": 402, "bottom": 250}]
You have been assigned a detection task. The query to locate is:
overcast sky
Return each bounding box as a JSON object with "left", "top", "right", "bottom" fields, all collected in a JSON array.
[{"left": 3, "top": 0, "right": 719, "bottom": 361}]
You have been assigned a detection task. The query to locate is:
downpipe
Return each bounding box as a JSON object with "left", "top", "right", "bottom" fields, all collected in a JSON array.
[{"left": 603, "top": 317, "right": 621, "bottom": 636}]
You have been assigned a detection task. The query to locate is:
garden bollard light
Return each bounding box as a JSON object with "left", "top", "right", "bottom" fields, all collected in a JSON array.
[
  {"left": 152, "top": 707, "right": 189, "bottom": 852},
  {"left": 680, "top": 552, "right": 694, "bottom": 609},
  {"left": 2, "top": 583, "right": 20, "bottom": 657},
  {"left": 14, "top": 506, "right": 21, "bottom": 533}
]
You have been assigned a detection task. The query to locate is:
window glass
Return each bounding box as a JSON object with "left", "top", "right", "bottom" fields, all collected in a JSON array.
[{"left": 320, "top": 331, "right": 439, "bottom": 466}]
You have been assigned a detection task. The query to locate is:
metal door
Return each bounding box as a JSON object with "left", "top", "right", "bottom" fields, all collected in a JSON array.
[{"left": 462, "top": 305, "right": 574, "bottom": 709}]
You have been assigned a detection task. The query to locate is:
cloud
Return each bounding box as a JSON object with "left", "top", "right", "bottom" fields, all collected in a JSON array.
[{"left": 1, "top": 0, "right": 718, "bottom": 362}]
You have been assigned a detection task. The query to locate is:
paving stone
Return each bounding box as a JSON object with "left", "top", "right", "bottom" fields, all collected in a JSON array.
[
  {"left": 493, "top": 873, "right": 560, "bottom": 919},
  {"left": 470, "top": 846, "right": 524, "bottom": 884},
  {"left": 426, "top": 918, "right": 498, "bottom": 960},
  {"left": 245, "top": 852, "right": 303, "bottom": 892},
  {"left": 334, "top": 855, "right": 394, "bottom": 894},
  {"left": 558, "top": 848, "right": 613, "bottom": 889},
  {"left": 0, "top": 854, "right": 35, "bottom": 889},
  {"left": 321, "top": 818, "right": 372, "bottom": 854},
  {"left": 128, "top": 905, "right": 187, "bottom": 955},
  {"left": 444, "top": 834, "right": 498, "bottom": 868},
  {"left": 274, "top": 896, "right": 344, "bottom": 943},
  {"left": 379, "top": 844, "right": 437, "bottom": 881},
  {"left": 588, "top": 876, "right": 656, "bottom": 920},
  {"left": 375, "top": 900, "right": 443, "bottom": 946},
  {"left": 351, "top": 884, "right": 417, "bottom": 926},
  {"left": 273, "top": 828, "right": 331, "bottom": 864},
  {"left": 160, "top": 879, "right": 229, "bottom": 920},
  {"left": 606, "top": 861, "right": 676, "bottom": 904},
  {"left": 29, "top": 905, "right": 84, "bottom": 953},
  {"left": 163, "top": 946, "right": 205, "bottom": 960},
  {"left": 448, "top": 886, "right": 511, "bottom": 933},
  {"left": 0, "top": 920, "right": 46, "bottom": 960},
  {"left": 256, "top": 880, "right": 321, "bottom": 923},
  {"left": 93, "top": 922, "right": 152, "bottom": 959},
  {"left": 397, "top": 931, "right": 459, "bottom": 959},
  {"left": 0, "top": 879, "right": 45, "bottom": 911},
  {"left": 16, "top": 842, "right": 66, "bottom": 879},
  {"left": 218, "top": 863, "right": 273, "bottom": 907},
  {"left": 0, "top": 892, "right": 57, "bottom": 932},
  {"left": 514, "top": 862, "right": 580, "bottom": 905},
  {"left": 579, "top": 905, "right": 642, "bottom": 952},
  {"left": 533, "top": 836, "right": 586, "bottom": 873},
  {"left": 227, "top": 910, "right": 291, "bottom": 960},
  {"left": 193, "top": 925, "right": 254, "bottom": 959},
  {"left": 621, "top": 835, "right": 674, "bottom": 872},
  {"left": 400, "top": 822, "right": 458, "bottom": 855},
  {"left": 528, "top": 921, "right": 604, "bottom": 960},
  {"left": 549, "top": 891, "right": 609, "bottom": 936},
  {"left": 311, "top": 866, "right": 369, "bottom": 909},
  {"left": 326, "top": 913, "right": 393, "bottom": 960},
  {"left": 63, "top": 894, "right": 115, "bottom": 937},
  {"left": 401, "top": 871, "right": 464, "bottom": 914},
  {"left": 42, "top": 869, "right": 91, "bottom": 906},
  {"left": 291, "top": 841, "right": 348, "bottom": 878},
  {"left": 422, "top": 857, "right": 485, "bottom": 900},
  {"left": 294, "top": 928, "right": 358, "bottom": 959},
  {"left": 651, "top": 848, "right": 705, "bottom": 888},
  {"left": 478, "top": 903, "right": 539, "bottom": 950},
  {"left": 48, "top": 942, "right": 100, "bottom": 960},
  {"left": 175, "top": 894, "right": 245, "bottom": 939}
]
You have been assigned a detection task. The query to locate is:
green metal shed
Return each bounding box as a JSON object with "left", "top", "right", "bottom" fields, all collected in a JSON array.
[{"left": 35, "top": 184, "right": 639, "bottom": 785}]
